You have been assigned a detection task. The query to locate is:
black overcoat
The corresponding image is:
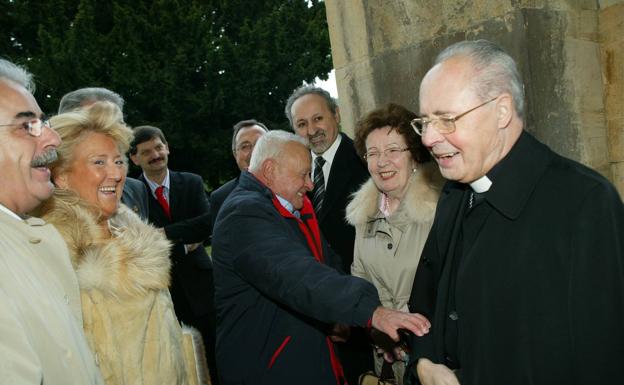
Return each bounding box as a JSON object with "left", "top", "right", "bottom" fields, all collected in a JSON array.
[{"left": 408, "top": 132, "right": 624, "bottom": 385}]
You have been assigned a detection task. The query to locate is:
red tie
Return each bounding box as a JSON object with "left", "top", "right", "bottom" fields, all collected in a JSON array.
[{"left": 155, "top": 185, "right": 171, "bottom": 220}]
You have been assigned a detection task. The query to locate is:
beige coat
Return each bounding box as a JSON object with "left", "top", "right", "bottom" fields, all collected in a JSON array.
[
  {"left": 41, "top": 195, "right": 200, "bottom": 385},
  {"left": 346, "top": 163, "right": 442, "bottom": 384},
  {"left": 0, "top": 209, "right": 104, "bottom": 385}
]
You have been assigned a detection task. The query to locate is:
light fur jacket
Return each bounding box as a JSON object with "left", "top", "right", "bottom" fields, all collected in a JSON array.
[
  {"left": 346, "top": 162, "right": 443, "bottom": 313},
  {"left": 40, "top": 194, "right": 202, "bottom": 385}
]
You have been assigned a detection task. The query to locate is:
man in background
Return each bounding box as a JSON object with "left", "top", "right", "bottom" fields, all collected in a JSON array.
[
  {"left": 209, "top": 118, "right": 268, "bottom": 227},
  {"left": 130, "top": 125, "right": 218, "bottom": 385},
  {"left": 285, "top": 85, "right": 371, "bottom": 383}
]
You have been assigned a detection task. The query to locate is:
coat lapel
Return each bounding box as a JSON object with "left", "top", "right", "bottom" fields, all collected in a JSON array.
[{"left": 319, "top": 134, "right": 352, "bottom": 221}]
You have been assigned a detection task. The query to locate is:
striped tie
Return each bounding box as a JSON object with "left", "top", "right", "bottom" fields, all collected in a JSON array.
[{"left": 312, "top": 156, "right": 326, "bottom": 212}]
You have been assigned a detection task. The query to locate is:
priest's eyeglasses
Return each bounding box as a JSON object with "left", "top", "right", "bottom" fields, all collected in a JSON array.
[
  {"left": 0, "top": 118, "right": 51, "bottom": 137},
  {"left": 410, "top": 96, "right": 498, "bottom": 136}
]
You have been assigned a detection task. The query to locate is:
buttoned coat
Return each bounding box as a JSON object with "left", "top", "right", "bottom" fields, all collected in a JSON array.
[
  {"left": 346, "top": 162, "right": 441, "bottom": 383},
  {"left": 213, "top": 171, "right": 381, "bottom": 385},
  {"left": 407, "top": 132, "right": 624, "bottom": 385},
  {"left": 41, "top": 196, "right": 200, "bottom": 385},
  {"left": 0, "top": 210, "right": 104, "bottom": 385}
]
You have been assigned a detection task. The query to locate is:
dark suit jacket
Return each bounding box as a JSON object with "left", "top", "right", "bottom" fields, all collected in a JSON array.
[
  {"left": 407, "top": 131, "right": 624, "bottom": 385},
  {"left": 312, "top": 133, "right": 368, "bottom": 273},
  {"left": 163, "top": 176, "right": 238, "bottom": 245},
  {"left": 121, "top": 177, "right": 149, "bottom": 220},
  {"left": 209, "top": 177, "right": 239, "bottom": 230},
  {"left": 140, "top": 171, "right": 214, "bottom": 317}
]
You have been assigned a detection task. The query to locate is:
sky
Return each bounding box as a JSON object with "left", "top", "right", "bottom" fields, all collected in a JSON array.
[{"left": 311, "top": 69, "right": 338, "bottom": 98}]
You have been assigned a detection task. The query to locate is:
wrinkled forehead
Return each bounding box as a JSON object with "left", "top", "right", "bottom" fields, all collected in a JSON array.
[
  {"left": 0, "top": 79, "right": 42, "bottom": 122},
  {"left": 419, "top": 58, "right": 478, "bottom": 113}
]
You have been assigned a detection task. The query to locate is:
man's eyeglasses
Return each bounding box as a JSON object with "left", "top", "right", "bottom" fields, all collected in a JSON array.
[
  {"left": 0, "top": 118, "right": 51, "bottom": 137},
  {"left": 410, "top": 96, "right": 498, "bottom": 136},
  {"left": 363, "top": 147, "right": 410, "bottom": 161}
]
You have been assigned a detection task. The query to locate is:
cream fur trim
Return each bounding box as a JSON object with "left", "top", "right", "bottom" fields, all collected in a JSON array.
[{"left": 346, "top": 162, "right": 443, "bottom": 226}]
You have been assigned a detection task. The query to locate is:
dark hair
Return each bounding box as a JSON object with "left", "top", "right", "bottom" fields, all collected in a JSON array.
[
  {"left": 354, "top": 103, "right": 431, "bottom": 164},
  {"left": 130, "top": 125, "right": 167, "bottom": 155},
  {"left": 58, "top": 87, "right": 124, "bottom": 114},
  {"left": 284, "top": 85, "right": 338, "bottom": 129},
  {"left": 231, "top": 119, "right": 269, "bottom": 151}
]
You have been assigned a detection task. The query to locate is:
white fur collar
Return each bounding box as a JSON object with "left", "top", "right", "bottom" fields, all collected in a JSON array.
[{"left": 346, "top": 162, "right": 443, "bottom": 226}]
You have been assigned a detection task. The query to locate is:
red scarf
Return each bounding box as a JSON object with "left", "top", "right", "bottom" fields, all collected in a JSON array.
[{"left": 271, "top": 194, "right": 348, "bottom": 385}]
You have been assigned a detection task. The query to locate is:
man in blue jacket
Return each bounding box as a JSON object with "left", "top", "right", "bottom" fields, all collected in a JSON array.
[{"left": 212, "top": 130, "right": 431, "bottom": 385}]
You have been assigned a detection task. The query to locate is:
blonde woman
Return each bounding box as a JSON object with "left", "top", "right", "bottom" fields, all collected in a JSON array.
[{"left": 36, "top": 101, "right": 205, "bottom": 385}]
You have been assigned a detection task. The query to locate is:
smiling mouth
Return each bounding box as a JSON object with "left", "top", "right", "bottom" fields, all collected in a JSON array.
[
  {"left": 148, "top": 157, "right": 163, "bottom": 165},
  {"left": 99, "top": 186, "right": 117, "bottom": 193},
  {"left": 379, "top": 171, "right": 396, "bottom": 179},
  {"left": 434, "top": 151, "right": 459, "bottom": 159}
]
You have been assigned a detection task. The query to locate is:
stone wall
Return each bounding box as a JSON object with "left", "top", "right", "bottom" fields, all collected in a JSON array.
[{"left": 325, "top": 0, "right": 624, "bottom": 197}]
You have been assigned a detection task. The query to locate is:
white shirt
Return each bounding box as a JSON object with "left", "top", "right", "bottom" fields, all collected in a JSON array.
[
  {"left": 143, "top": 169, "right": 171, "bottom": 202},
  {"left": 470, "top": 175, "right": 493, "bottom": 193},
  {"left": 0, "top": 202, "right": 21, "bottom": 220},
  {"left": 311, "top": 134, "right": 342, "bottom": 186}
]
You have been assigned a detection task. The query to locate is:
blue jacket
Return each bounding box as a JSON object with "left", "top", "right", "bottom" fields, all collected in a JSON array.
[{"left": 213, "top": 171, "right": 380, "bottom": 385}]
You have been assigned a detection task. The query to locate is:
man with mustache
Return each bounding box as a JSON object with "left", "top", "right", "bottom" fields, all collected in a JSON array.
[
  {"left": 57, "top": 87, "right": 150, "bottom": 220},
  {"left": 285, "top": 86, "right": 371, "bottom": 383},
  {"left": 130, "top": 125, "right": 218, "bottom": 385},
  {"left": 212, "top": 130, "right": 431, "bottom": 385},
  {"left": 0, "top": 58, "right": 104, "bottom": 384}
]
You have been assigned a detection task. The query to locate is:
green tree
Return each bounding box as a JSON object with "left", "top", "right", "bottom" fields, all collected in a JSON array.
[{"left": 2, "top": 0, "right": 331, "bottom": 189}]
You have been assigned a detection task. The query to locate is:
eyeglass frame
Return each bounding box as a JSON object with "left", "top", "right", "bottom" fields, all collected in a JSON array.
[
  {"left": 0, "top": 118, "right": 51, "bottom": 137},
  {"left": 235, "top": 142, "right": 255, "bottom": 154},
  {"left": 363, "top": 146, "right": 410, "bottom": 161},
  {"left": 410, "top": 96, "right": 499, "bottom": 136}
]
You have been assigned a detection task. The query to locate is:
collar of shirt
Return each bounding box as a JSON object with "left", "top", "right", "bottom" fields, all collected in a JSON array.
[
  {"left": 144, "top": 169, "right": 171, "bottom": 201},
  {"left": 276, "top": 194, "right": 300, "bottom": 219},
  {"left": 470, "top": 175, "right": 492, "bottom": 193},
  {"left": 312, "top": 133, "right": 342, "bottom": 182},
  {"left": 0, "top": 202, "right": 22, "bottom": 221}
]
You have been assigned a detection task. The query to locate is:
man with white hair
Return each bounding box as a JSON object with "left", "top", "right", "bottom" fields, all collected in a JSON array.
[
  {"left": 213, "top": 130, "right": 431, "bottom": 385},
  {"left": 0, "top": 58, "right": 103, "bottom": 384},
  {"left": 407, "top": 39, "right": 624, "bottom": 385}
]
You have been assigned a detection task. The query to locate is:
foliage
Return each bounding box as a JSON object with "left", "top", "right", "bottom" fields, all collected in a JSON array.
[{"left": 1, "top": 0, "right": 331, "bottom": 189}]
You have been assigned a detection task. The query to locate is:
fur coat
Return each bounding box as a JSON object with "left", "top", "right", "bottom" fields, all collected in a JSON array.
[{"left": 41, "top": 194, "right": 202, "bottom": 385}]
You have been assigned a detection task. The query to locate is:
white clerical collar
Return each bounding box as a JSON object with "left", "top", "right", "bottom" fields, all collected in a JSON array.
[
  {"left": 470, "top": 175, "right": 492, "bottom": 193},
  {"left": 0, "top": 202, "right": 23, "bottom": 221}
]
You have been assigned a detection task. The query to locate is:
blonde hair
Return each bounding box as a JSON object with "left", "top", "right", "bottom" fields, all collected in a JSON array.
[{"left": 50, "top": 101, "right": 133, "bottom": 178}]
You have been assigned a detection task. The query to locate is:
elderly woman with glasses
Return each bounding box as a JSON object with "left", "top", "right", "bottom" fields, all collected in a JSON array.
[
  {"left": 345, "top": 103, "right": 443, "bottom": 384},
  {"left": 34, "top": 101, "right": 205, "bottom": 385}
]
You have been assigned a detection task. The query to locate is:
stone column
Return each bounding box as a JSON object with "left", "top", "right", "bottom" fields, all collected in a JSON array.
[{"left": 325, "top": 0, "right": 623, "bottom": 197}]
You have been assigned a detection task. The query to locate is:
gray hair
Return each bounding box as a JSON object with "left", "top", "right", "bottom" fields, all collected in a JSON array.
[
  {"left": 435, "top": 39, "right": 525, "bottom": 119},
  {"left": 58, "top": 87, "right": 125, "bottom": 114},
  {"left": 249, "top": 130, "right": 308, "bottom": 173},
  {"left": 0, "top": 58, "right": 35, "bottom": 93},
  {"left": 284, "top": 85, "right": 338, "bottom": 129},
  {"left": 232, "top": 119, "right": 269, "bottom": 151}
]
